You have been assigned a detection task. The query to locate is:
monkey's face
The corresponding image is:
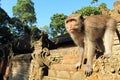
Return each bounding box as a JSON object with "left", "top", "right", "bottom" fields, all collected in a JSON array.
[{"left": 65, "top": 14, "right": 83, "bottom": 34}]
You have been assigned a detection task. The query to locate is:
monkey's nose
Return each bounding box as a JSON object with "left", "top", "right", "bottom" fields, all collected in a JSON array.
[{"left": 70, "top": 25, "right": 72, "bottom": 29}]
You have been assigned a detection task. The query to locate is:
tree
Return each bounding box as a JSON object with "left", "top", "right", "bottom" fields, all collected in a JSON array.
[
  {"left": 91, "top": 0, "right": 98, "bottom": 4},
  {"left": 13, "top": 0, "right": 36, "bottom": 26},
  {"left": 0, "top": 8, "right": 13, "bottom": 43},
  {"left": 41, "top": 25, "right": 50, "bottom": 34},
  {"left": 50, "top": 13, "right": 67, "bottom": 38},
  {"left": 30, "top": 25, "right": 41, "bottom": 41},
  {"left": 75, "top": 6, "right": 102, "bottom": 16},
  {"left": 0, "top": 0, "right": 1, "bottom": 7},
  {"left": 0, "top": 7, "right": 11, "bottom": 24},
  {"left": 99, "top": 3, "right": 107, "bottom": 8},
  {"left": 9, "top": 17, "right": 24, "bottom": 36}
]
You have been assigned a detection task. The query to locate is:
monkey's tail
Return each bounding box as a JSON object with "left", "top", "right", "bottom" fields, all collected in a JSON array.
[{"left": 116, "top": 29, "right": 120, "bottom": 43}]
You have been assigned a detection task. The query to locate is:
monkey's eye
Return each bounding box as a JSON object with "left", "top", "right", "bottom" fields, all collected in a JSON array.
[{"left": 66, "top": 20, "right": 69, "bottom": 23}]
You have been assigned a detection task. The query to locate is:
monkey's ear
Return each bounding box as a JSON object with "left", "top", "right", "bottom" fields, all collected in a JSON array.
[{"left": 79, "top": 14, "right": 84, "bottom": 20}]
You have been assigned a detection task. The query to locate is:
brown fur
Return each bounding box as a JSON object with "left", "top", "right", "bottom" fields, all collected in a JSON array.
[{"left": 65, "top": 14, "right": 119, "bottom": 76}]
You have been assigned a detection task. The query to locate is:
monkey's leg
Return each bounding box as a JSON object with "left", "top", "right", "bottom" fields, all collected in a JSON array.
[
  {"left": 75, "top": 44, "right": 84, "bottom": 69},
  {"left": 116, "top": 29, "right": 120, "bottom": 43},
  {"left": 95, "top": 39, "right": 105, "bottom": 58},
  {"left": 85, "top": 40, "right": 96, "bottom": 76},
  {"left": 96, "top": 39, "right": 105, "bottom": 52},
  {"left": 103, "top": 30, "right": 114, "bottom": 58}
]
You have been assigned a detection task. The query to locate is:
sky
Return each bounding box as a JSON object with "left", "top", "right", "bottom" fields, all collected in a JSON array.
[{"left": 1, "top": 0, "right": 116, "bottom": 28}]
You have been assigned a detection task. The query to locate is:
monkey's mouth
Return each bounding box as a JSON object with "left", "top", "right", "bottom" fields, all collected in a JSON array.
[
  {"left": 69, "top": 29, "right": 76, "bottom": 33},
  {"left": 69, "top": 28, "right": 81, "bottom": 33},
  {"left": 70, "top": 30, "right": 74, "bottom": 32}
]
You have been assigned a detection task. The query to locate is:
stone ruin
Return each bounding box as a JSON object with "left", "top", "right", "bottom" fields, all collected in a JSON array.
[
  {"left": 0, "top": 43, "right": 13, "bottom": 80},
  {"left": 29, "top": 47, "right": 59, "bottom": 80},
  {"left": 100, "top": 1, "right": 120, "bottom": 23},
  {"left": 6, "top": 30, "right": 59, "bottom": 80},
  {"left": 28, "top": 34, "right": 60, "bottom": 80}
]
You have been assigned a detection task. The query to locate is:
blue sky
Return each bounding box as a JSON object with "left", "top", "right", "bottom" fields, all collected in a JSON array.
[{"left": 1, "top": 0, "right": 115, "bottom": 28}]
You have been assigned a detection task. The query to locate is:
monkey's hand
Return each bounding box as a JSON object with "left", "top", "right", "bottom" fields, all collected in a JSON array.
[
  {"left": 75, "top": 61, "right": 82, "bottom": 70},
  {"left": 85, "top": 65, "right": 93, "bottom": 76}
]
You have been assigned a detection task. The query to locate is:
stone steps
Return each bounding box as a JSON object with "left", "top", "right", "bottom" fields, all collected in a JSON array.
[
  {"left": 50, "top": 64, "right": 76, "bottom": 71},
  {"left": 43, "top": 76, "right": 69, "bottom": 80},
  {"left": 50, "top": 54, "right": 79, "bottom": 70},
  {"left": 42, "top": 52, "right": 87, "bottom": 80},
  {"left": 43, "top": 70, "right": 87, "bottom": 80}
]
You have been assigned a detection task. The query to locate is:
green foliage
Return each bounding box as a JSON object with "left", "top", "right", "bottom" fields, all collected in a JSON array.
[
  {"left": 99, "top": 3, "right": 107, "bottom": 8},
  {"left": 0, "top": 24, "right": 13, "bottom": 44},
  {"left": 0, "top": 7, "right": 25, "bottom": 43},
  {"left": 50, "top": 13, "right": 68, "bottom": 38},
  {"left": 91, "top": 0, "right": 98, "bottom": 4},
  {"left": 75, "top": 6, "right": 102, "bottom": 16},
  {"left": 41, "top": 25, "right": 50, "bottom": 34},
  {"left": 10, "top": 17, "right": 24, "bottom": 36},
  {"left": 0, "top": 8, "right": 15, "bottom": 43},
  {"left": 13, "top": 0, "right": 36, "bottom": 26}
]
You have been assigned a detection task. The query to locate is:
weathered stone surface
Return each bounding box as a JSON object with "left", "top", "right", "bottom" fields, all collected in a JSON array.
[
  {"left": 71, "top": 72, "right": 85, "bottom": 80},
  {"left": 43, "top": 76, "right": 69, "bottom": 80},
  {"left": 110, "top": 1, "right": 120, "bottom": 22},
  {"left": 29, "top": 42, "right": 61, "bottom": 80},
  {"left": 29, "top": 47, "right": 50, "bottom": 80},
  {"left": 0, "top": 43, "right": 14, "bottom": 80},
  {"left": 54, "top": 64, "right": 76, "bottom": 71},
  {"left": 48, "top": 70, "right": 56, "bottom": 77},
  {"left": 56, "top": 71, "right": 70, "bottom": 79},
  {"left": 8, "top": 54, "right": 31, "bottom": 80},
  {"left": 100, "top": 1, "right": 120, "bottom": 23}
]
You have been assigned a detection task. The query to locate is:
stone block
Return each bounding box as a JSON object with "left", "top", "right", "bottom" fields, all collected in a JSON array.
[
  {"left": 48, "top": 70, "right": 56, "bottom": 77},
  {"left": 71, "top": 72, "right": 85, "bottom": 80},
  {"left": 56, "top": 71, "right": 70, "bottom": 79}
]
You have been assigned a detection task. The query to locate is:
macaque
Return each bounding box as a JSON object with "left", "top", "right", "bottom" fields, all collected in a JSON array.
[{"left": 65, "top": 13, "right": 120, "bottom": 76}]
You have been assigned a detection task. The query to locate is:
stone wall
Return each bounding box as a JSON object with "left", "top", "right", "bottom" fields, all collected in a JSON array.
[{"left": 8, "top": 54, "right": 31, "bottom": 80}]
